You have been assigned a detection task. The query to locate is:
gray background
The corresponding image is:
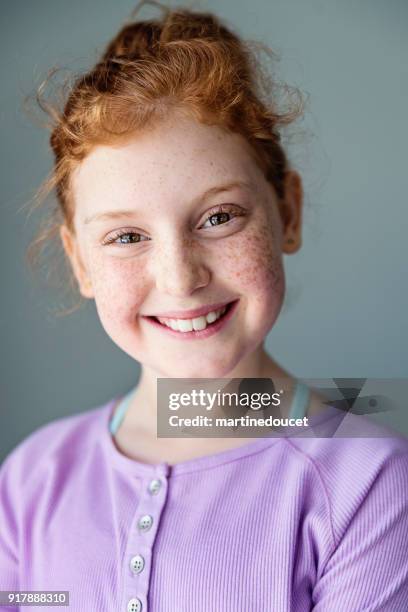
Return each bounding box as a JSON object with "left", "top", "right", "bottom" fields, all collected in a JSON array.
[{"left": 1, "top": 0, "right": 407, "bottom": 462}]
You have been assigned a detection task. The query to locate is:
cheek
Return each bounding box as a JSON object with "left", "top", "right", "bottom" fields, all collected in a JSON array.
[
  {"left": 219, "top": 222, "right": 285, "bottom": 303},
  {"left": 88, "top": 255, "right": 149, "bottom": 324}
]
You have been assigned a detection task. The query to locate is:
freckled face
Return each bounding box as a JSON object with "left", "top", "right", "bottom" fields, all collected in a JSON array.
[{"left": 70, "top": 115, "right": 287, "bottom": 377}]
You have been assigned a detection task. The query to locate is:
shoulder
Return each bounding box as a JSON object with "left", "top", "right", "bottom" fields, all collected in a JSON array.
[
  {"left": 287, "top": 414, "right": 408, "bottom": 609},
  {"left": 283, "top": 412, "right": 408, "bottom": 545},
  {"left": 284, "top": 422, "right": 408, "bottom": 475},
  {"left": 0, "top": 400, "right": 114, "bottom": 495},
  {"left": 0, "top": 400, "right": 115, "bottom": 586}
]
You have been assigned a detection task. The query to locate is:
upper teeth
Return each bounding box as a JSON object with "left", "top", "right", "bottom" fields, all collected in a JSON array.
[{"left": 157, "top": 306, "right": 227, "bottom": 332}]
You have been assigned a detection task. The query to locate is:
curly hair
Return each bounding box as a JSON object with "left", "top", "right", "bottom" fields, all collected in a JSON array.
[{"left": 27, "top": 1, "right": 305, "bottom": 313}]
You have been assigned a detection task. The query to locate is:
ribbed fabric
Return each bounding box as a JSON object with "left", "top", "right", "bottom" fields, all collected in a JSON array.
[{"left": 1, "top": 397, "right": 408, "bottom": 611}]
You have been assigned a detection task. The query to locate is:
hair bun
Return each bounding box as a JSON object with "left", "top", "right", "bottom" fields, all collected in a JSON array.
[
  {"left": 102, "top": 21, "right": 161, "bottom": 61},
  {"left": 102, "top": 8, "right": 238, "bottom": 62},
  {"left": 158, "top": 10, "right": 236, "bottom": 43}
]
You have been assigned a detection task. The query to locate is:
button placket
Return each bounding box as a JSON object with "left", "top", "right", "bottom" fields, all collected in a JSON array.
[{"left": 122, "top": 465, "right": 169, "bottom": 612}]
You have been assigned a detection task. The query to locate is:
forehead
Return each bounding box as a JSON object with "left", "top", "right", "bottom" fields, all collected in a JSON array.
[{"left": 71, "top": 115, "right": 266, "bottom": 212}]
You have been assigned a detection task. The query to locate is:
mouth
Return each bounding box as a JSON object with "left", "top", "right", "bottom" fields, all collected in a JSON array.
[{"left": 142, "top": 299, "right": 239, "bottom": 340}]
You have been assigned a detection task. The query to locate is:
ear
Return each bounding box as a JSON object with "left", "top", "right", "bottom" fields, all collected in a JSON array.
[
  {"left": 279, "top": 170, "right": 303, "bottom": 254},
  {"left": 59, "top": 224, "right": 94, "bottom": 299}
]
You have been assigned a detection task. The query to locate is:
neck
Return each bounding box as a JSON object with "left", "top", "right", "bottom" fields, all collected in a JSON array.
[{"left": 124, "top": 344, "right": 296, "bottom": 438}]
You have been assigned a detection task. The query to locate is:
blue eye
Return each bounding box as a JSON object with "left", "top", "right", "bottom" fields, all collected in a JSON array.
[
  {"left": 104, "top": 231, "right": 150, "bottom": 245},
  {"left": 201, "top": 206, "right": 243, "bottom": 229},
  {"left": 203, "top": 212, "right": 232, "bottom": 227}
]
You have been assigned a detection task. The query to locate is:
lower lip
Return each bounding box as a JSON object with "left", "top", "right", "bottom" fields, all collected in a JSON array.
[{"left": 142, "top": 300, "right": 239, "bottom": 340}]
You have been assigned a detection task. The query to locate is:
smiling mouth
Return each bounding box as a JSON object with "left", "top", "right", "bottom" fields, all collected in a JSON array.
[{"left": 146, "top": 300, "right": 237, "bottom": 334}]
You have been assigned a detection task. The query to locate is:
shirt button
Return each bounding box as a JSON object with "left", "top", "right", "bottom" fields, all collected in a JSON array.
[
  {"left": 130, "top": 554, "right": 145, "bottom": 574},
  {"left": 127, "top": 598, "right": 142, "bottom": 612},
  {"left": 138, "top": 514, "right": 153, "bottom": 532},
  {"left": 148, "top": 478, "right": 162, "bottom": 495}
]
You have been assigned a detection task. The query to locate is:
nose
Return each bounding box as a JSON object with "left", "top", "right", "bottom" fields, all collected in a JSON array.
[{"left": 152, "top": 237, "right": 211, "bottom": 297}]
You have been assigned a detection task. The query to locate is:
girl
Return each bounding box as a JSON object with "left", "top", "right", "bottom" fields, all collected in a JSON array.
[{"left": 1, "top": 4, "right": 407, "bottom": 611}]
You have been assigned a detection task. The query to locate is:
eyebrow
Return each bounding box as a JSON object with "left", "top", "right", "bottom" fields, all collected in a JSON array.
[{"left": 83, "top": 180, "right": 255, "bottom": 225}]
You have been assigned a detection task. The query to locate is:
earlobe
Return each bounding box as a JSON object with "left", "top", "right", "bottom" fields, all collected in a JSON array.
[
  {"left": 280, "top": 170, "right": 303, "bottom": 254},
  {"left": 59, "top": 225, "right": 94, "bottom": 299}
]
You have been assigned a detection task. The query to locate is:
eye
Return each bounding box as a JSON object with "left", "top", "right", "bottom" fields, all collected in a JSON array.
[
  {"left": 103, "top": 229, "right": 150, "bottom": 245},
  {"left": 200, "top": 205, "right": 244, "bottom": 229}
]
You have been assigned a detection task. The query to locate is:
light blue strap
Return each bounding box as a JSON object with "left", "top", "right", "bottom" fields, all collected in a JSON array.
[
  {"left": 288, "top": 381, "right": 310, "bottom": 419},
  {"left": 109, "top": 387, "right": 137, "bottom": 435},
  {"left": 110, "top": 380, "right": 310, "bottom": 435}
]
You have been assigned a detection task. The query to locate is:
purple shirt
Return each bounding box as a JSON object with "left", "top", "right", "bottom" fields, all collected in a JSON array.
[{"left": 1, "top": 398, "right": 408, "bottom": 611}]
